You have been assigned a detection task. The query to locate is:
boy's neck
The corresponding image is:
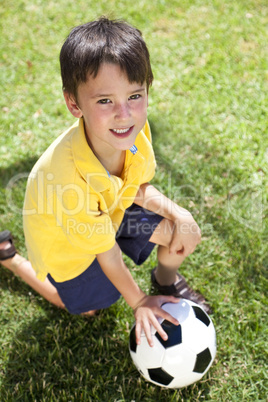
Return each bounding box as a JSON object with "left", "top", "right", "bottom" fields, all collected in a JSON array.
[
  {"left": 85, "top": 130, "right": 126, "bottom": 177},
  {"left": 97, "top": 149, "right": 126, "bottom": 177}
]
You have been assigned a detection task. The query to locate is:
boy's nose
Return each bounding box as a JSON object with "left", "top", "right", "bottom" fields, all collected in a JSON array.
[{"left": 114, "top": 103, "right": 131, "bottom": 120}]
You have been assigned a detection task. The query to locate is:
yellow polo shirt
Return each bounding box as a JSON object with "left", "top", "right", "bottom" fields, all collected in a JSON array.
[{"left": 23, "top": 118, "right": 156, "bottom": 282}]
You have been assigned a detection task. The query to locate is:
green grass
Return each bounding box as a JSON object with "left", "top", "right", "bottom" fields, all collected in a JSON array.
[{"left": 0, "top": 0, "right": 267, "bottom": 400}]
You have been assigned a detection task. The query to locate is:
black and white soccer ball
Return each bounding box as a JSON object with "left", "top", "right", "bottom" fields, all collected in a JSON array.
[{"left": 129, "top": 299, "right": 216, "bottom": 389}]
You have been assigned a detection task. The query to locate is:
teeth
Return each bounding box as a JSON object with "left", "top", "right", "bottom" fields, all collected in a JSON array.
[{"left": 112, "top": 128, "right": 130, "bottom": 134}]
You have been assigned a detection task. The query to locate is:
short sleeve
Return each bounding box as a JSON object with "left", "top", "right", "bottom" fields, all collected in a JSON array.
[{"left": 54, "top": 187, "right": 116, "bottom": 255}]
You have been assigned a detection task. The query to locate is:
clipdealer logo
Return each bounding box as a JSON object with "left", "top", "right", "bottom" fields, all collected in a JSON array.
[{"left": 5, "top": 170, "right": 265, "bottom": 233}]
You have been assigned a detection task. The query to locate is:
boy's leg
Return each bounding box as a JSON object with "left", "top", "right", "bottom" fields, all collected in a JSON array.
[
  {"left": 0, "top": 233, "right": 102, "bottom": 315},
  {"left": 0, "top": 240, "right": 65, "bottom": 308},
  {"left": 149, "top": 218, "right": 186, "bottom": 284},
  {"left": 149, "top": 218, "right": 212, "bottom": 313}
]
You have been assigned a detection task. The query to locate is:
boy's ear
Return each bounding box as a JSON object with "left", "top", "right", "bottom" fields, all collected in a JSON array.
[{"left": 63, "top": 91, "right": 83, "bottom": 118}]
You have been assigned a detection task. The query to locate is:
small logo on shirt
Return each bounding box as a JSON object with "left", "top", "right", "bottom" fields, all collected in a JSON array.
[{"left": 129, "top": 145, "right": 138, "bottom": 155}]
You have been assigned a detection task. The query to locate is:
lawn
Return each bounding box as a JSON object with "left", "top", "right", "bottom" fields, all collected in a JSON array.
[{"left": 0, "top": 0, "right": 267, "bottom": 400}]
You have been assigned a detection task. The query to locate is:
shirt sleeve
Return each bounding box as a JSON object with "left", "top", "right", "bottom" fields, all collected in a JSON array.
[{"left": 54, "top": 186, "right": 116, "bottom": 255}]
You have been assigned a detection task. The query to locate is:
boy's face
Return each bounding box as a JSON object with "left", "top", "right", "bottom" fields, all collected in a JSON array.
[{"left": 64, "top": 63, "right": 148, "bottom": 153}]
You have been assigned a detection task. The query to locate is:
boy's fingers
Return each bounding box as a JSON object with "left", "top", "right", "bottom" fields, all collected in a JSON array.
[
  {"left": 151, "top": 316, "right": 168, "bottom": 342},
  {"left": 135, "top": 318, "right": 154, "bottom": 347},
  {"left": 134, "top": 296, "right": 181, "bottom": 347},
  {"left": 158, "top": 296, "right": 180, "bottom": 326},
  {"left": 163, "top": 311, "right": 180, "bottom": 326},
  {"left": 158, "top": 307, "right": 179, "bottom": 326},
  {"left": 144, "top": 321, "right": 154, "bottom": 347},
  {"left": 135, "top": 321, "right": 141, "bottom": 345},
  {"left": 160, "top": 295, "right": 180, "bottom": 306},
  {"left": 169, "top": 240, "right": 183, "bottom": 255}
]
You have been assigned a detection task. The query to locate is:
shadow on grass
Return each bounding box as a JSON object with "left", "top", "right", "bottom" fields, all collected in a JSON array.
[
  {"left": 0, "top": 303, "right": 215, "bottom": 401},
  {"left": 0, "top": 155, "right": 39, "bottom": 250},
  {"left": 0, "top": 155, "right": 38, "bottom": 188}
]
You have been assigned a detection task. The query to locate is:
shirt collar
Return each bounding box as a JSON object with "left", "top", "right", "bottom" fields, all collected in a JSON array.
[
  {"left": 71, "top": 118, "right": 110, "bottom": 192},
  {"left": 71, "top": 118, "right": 143, "bottom": 192}
]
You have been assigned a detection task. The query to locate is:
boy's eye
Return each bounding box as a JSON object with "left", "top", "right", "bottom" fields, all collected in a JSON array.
[
  {"left": 97, "top": 99, "right": 111, "bottom": 104},
  {"left": 129, "top": 94, "right": 141, "bottom": 100}
]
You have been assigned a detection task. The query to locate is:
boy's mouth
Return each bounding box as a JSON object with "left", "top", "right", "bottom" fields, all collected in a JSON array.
[{"left": 110, "top": 126, "right": 134, "bottom": 138}]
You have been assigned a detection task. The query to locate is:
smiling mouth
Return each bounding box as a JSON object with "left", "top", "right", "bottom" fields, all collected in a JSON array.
[{"left": 110, "top": 126, "right": 134, "bottom": 138}]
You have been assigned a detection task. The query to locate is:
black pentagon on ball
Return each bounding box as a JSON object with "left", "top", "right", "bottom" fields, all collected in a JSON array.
[
  {"left": 155, "top": 320, "right": 182, "bottom": 348},
  {"left": 192, "top": 306, "right": 210, "bottom": 327},
  {"left": 148, "top": 367, "right": 174, "bottom": 386},
  {"left": 193, "top": 347, "right": 212, "bottom": 373},
  {"left": 129, "top": 325, "right": 137, "bottom": 353}
]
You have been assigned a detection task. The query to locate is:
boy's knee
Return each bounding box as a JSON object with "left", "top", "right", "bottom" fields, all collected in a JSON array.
[
  {"left": 151, "top": 218, "right": 175, "bottom": 248},
  {"left": 49, "top": 292, "right": 65, "bottom": 309}
]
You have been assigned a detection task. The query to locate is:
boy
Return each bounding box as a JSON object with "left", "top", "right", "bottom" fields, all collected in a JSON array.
[{"left": 0, "top": 17, "right": 211, "bottom": 347}]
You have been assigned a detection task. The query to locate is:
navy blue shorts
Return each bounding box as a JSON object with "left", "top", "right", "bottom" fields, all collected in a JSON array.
[{"left": 47, "top": 204, "right": 163, "bottom": 314}]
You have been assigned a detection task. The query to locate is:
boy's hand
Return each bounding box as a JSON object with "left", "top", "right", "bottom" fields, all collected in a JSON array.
[
  {"left": 133, "top": 295, "right": 180, "bottom": 347},
  {"left": 169, "top": 211, "right": 201, "bottom": 257}
]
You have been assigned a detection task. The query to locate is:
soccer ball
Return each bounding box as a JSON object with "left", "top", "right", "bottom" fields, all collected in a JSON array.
[{"left": 129, "top": 299, "right": 216, "bottom": 389}]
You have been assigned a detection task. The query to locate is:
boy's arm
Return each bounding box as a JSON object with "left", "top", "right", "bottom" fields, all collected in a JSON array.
[
  {"left": 134, "top": 183, "right": 201, "bottom": 256},
  {"left": 96, "top": 242, "right": 179, "bottom": 346}
]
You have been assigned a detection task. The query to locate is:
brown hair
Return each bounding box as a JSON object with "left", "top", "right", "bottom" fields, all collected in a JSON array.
[{"left": 60, "top": 17, "right": 153, "bottom": 102}]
